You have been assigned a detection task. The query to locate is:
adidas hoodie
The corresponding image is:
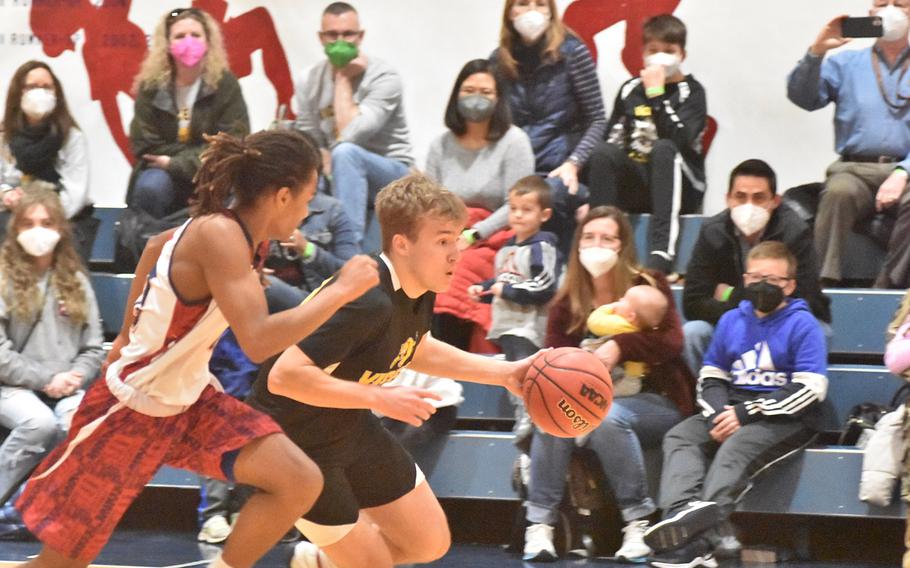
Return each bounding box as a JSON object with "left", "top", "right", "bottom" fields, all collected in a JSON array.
[{"left": 698, "top": 298, "right": 828, "bottom": 430}]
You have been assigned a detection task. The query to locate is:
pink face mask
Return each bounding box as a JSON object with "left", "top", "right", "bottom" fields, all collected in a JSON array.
[{"left": 170, "top": 36, "right": 207, "bottom": 67}]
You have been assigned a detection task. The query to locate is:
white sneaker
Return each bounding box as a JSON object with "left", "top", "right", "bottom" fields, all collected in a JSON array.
[
  {"left": 523, "top": 523, "right": 557, "bottom": 562},
  {"left": 614, "top": 519, "right": 652, "bottom": 562},
  {"left": 290, "top": 541, "right": 334, "bottom": 568},
  {"left": 197, "top": 514, "right": 232, "bottom": 544}
]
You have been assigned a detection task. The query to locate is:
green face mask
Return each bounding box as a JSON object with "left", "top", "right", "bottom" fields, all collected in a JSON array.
[{"left": 324, "top": 40, "right": 359, "bottom": 68}]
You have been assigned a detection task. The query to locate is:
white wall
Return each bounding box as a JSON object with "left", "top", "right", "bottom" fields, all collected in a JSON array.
[{"left": 0, "top": 0, "right": 875, "bottom": 213}]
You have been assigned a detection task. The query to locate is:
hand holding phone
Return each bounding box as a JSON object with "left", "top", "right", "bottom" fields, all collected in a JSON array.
[
  {"left": 841, "top": 16, "right": 883, "bottom": 38},
  {"left": 811, "top": 14, "right": 853, "bottom": 56}
]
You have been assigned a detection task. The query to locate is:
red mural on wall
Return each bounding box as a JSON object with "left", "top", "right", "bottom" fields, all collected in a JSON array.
[
  {"left": 30, "top": 0, "right": 295, "bottom": 166},
  {"left": 31, "top": 0, "right": 147, "bottom": 165},
  {"left": 193, "top": 0, "right": 295, "bottom": 120},
  {"left": 564, "top": 0, "right": 681, "bottom": 73},
  {"left": 563, "top": 0, "right": 717, "bottom": 155}
]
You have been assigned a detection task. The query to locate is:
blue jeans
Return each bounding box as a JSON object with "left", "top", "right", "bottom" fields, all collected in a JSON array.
[
  {"left": 264, "top": 276, "right": 307, "bottom": 314},
  {"left": 331, "top": 143, "right": 409, "bottom": 252},
  {"left": 132, "top": 168, "right": 181, "bottom": 218},
  {"left": 526, "top": 392, "right": 682, "bottom": 524}
]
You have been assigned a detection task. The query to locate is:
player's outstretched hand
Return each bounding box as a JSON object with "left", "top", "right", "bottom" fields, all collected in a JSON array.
[
  {"left": 375, "top": 386, "right": 442, "bottom": 427},
  {"left": 334, "top": 255, "right": 380, "bottom": 302}
]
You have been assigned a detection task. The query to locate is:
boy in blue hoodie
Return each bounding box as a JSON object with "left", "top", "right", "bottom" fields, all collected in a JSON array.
[{"left": 643, "top": 241, "right": 828, "bottom": 568}]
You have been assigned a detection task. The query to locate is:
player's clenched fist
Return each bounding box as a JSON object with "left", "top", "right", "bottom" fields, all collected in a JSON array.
[{"left": 334, "top": 254, "right": 380, "bottom": 300}]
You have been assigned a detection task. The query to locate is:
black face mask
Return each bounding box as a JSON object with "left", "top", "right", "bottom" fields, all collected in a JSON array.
[{"left": 744, "top": 280, "right": 785, "bottom": 313}]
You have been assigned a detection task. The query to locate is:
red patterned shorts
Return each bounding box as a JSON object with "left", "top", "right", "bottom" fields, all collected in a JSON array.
[{"left": 17, "top": 380, "right": 282, "bottom": 561}]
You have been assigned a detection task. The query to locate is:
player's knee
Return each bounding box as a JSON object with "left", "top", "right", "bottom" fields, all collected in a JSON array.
[
  {"left": 407, "top": 521, "right": 451, "bottom": 563},
  {"left": 283, "top": 452, "right": 324, "bottom": 510}
]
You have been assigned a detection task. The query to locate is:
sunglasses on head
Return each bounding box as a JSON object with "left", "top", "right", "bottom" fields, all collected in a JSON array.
[{"left": 167, "top": 7, "right": 205, "bottom": 26}]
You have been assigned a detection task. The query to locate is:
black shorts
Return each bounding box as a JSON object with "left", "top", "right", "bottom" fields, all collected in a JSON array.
[{"left": 293, "top": 412, "right": 419, "bottom": 526}]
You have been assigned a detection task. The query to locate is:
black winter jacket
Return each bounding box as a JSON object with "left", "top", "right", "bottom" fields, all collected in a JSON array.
[{"left": 682, "top": 204, "right": 831, "bottom": 324}]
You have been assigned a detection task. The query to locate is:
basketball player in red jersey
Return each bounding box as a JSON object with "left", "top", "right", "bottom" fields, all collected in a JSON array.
[
  {"left": 17, "top": 130, "right": 379, "bottom": 568},
  {"left": 248, "top": 174, "right": 541, "bottom": 568}
]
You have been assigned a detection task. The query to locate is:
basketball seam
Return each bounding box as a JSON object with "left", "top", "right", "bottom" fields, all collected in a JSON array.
[
  {"left": 532, "top": 378, "right": 572, "bottom": 437},
  {"left": 534, "top": 368, "right": 605, "bottom": 420}
]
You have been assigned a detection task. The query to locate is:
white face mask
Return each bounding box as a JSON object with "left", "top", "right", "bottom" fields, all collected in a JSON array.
[
  {"left": 579, "top": 246, "right": 618, "bottom": 278},
  {"left": 878, "top": 4, "right": 910, "bottom": 42},
  {"left": 17, "top": 226, "right": 60, "bottom": 257},
  {"left": 730, "top": 203, "right": 771, "bottom": 237},
  {"left": 21, "top": 88, "right": 57, "bottom": 120},
  {"left": 644, "top": 52, "right": 682, "bottom": 77},
  {"left": 513, "top": 10, "right": 550, "bottom": 43}
]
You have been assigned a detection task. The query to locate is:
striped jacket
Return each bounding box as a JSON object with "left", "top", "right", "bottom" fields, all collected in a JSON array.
[
  {"left": 698, "top": 298, "right": 828, "bottom": 430},
  {"left": 478, "top": 231, "right": 560, "bottom": 348}
]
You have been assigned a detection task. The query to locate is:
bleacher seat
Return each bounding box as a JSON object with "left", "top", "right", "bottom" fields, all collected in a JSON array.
[
  {"left": 737, "top": 446, "right": 905, "bottom": 518},
  {"left": 827, "top": 289, "right": 903, "bottom": 356},
  {"left": 89, "top": 206, "right": 125, "bottom": 267},
  {"left": 459, "top": 366, "right": 907, "bottom": 433},
  {"left": 90, "top": 272, "right": 133, "bottom": 338}
]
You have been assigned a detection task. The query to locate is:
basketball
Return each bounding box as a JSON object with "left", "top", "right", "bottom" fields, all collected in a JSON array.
[{"left": 522, "top": 347, "right": 613, "bottom": 438}]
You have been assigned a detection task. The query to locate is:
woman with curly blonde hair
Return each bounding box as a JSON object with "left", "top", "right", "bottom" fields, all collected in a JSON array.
[
  {"left": 128, "top": 6, "right": 249, "bottom": 218},
  {"left": 0, "top": 187, "right": 103, "bottom": 538}
]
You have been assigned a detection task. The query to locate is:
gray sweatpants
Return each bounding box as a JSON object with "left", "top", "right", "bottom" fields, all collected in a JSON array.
[{"left": 658, "top": 414, "right": 816, "bottom": 521}]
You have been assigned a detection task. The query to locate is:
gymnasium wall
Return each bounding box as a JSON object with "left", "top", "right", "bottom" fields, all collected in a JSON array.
[{"left": 0, "top": 0, "right": 873, "bottom": 213}]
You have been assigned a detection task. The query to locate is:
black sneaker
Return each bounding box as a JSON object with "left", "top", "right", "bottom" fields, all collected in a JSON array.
[
  {"left": 644, "top": 501, "right": 719, "bottom": 552},
  {"left": 647, "top": 253, "right": 673, "bottom": 275},
  {"left": 648, "top": 539, "right": 718, "bottom": 568}
]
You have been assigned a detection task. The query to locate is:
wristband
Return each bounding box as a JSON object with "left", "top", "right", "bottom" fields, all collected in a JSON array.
[
  {"left": 461, "top": 229, "right": 478, "bottom": 246},
  {"left": 302, "top": 241, "right": 316, "bottom": 260},
  {"left": 895, "top": 167, "right": 908, "bottom": 178},
  {"left": 721, "top": 286, "right": 734, "bottom": 302},
  {"left": 645, "top": 85, "right": 665, "bottom": 98}
]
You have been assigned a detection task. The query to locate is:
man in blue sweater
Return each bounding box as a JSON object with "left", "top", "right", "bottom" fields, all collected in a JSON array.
[{"left": 643, "top": 241, "right": 828, "bottom": 568}]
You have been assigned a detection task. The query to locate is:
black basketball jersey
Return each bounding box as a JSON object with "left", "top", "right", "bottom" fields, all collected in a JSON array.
[{"left": 248, "top": 254, "right": 434, "bottom": 455}]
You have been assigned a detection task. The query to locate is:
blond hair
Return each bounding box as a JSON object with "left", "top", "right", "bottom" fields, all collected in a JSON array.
[
  {"left": 746, "top": 241, "right": 797, "bottom": 279},
  {"left": 132, "top": 8, "right": 229, "bottom": 93},
  {"left": 0, "top": 187, "right": 89, "bottom": 326},
  {"left": 375, "top": 173, "right": 467, "bottom": 252}
]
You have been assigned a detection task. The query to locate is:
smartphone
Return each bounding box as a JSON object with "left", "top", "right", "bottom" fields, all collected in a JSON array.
[{"left": 841, "top": 16, "right": 883, "bottom": 38}]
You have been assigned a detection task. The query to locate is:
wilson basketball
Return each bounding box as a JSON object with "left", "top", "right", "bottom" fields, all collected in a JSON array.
[{"left": 522, "top": 347, "right": 613, "bottom": 438}]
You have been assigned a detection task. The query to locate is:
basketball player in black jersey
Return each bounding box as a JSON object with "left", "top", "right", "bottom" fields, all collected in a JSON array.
[{"left": 247, "top": 174, "right": 537, "bottom": 568}]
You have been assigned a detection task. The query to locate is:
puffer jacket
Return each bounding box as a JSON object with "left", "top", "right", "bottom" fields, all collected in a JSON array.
[{"left": 497, "top": 35, "right": 604, "bottom": 173}]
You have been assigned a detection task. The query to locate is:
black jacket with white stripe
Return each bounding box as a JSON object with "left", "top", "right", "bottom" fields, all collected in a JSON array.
[{"left": 605, "top": 74, "right": 707, "bottom": 188}]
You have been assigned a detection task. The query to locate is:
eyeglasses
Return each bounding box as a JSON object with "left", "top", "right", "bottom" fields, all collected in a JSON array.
[
  {"left": 580, "top": 234, "right": 621, "bottom": 247},
  {"left": 318, "top": 30, "right": 363, "bottom": 42},
  {"left": 743, "top": 272, "right": 791, "bottom": 286}
]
